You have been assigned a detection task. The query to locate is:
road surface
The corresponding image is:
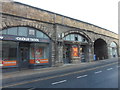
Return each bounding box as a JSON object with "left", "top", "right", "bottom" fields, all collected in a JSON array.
[{"left": 3, "top": 60, "right": 118, "bottom": 88}]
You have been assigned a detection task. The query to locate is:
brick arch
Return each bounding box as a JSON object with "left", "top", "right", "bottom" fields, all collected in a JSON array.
[
  {"left": 94, "top": 38, "right": 107, "bottom": 45},
  {"left": 109, "top": 41, "right": 119, "bottom": 49},
  {"left": 94, "top": 35, "right": 110, "bottom": 44},
  {"left": 94, "top": 38, "right": 108, "bottom": 60},
  {"left": 1, "top": 21, "right": 52, "bottom": 40},
  {"left": 62, "top": 30, "right": 92, "bottom": 42},
  {"left": 109, "top": 40, "right": 118, "bottom": 46}
]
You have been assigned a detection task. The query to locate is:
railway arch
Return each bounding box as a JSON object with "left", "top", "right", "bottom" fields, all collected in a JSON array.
[{"left": 0, "top": 1, "right": 119, "bottom": 70}]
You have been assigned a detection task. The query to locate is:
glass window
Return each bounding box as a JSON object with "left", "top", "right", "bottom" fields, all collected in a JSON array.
[
  {"left": 110, "top": 42, "right": 118, "bottom": 58},
  {"left": 35, "top": 43, "right": 49, "bottom": 59},
  {"left": 30, "top": 43, "right": 35, "bottom": 60},
  {"left": 110, "top": 42, "right": 117, "bottom": 47},
  {"left": 43, "top": 34, "right": 49, "bottom": 39},
  {"left": 8, "top": 27, "right": 18, "bottom": 35},
  {"left": 74, "top": 34, "right": 78, "bottom": 41},
  {"left": 2, "top": 41, "right": 17, "bottom": 61},
  {"left": 2, "top": 27, "right": 50, "bottom": 41},
  {"left": 78, "top": 35, "right": 82, "bottom": 42},
  {"left": 64, "top": 34, "right": 88, "bottom": 43},
  {"left": 75, "top": 37, "right": 78, "bottom": 41},
  {"left": 109, "top": 47, "right": 112, "bottom": 56},
  {"left": 18, "top": 27, "right": 28, "bottom": 36},
  {"left": 34, "top": 43, "right": 49, "bottom": 64},
  {"left": 71, "top": 34, "right": 75, "bottom": 41},
  {"left": 0, "top": 31, "right": 2, "bottom": 35},
  {"left": 65, "top": 35, "right": 70, "bottom": 41},
  {"left": 28, "top": 28, "right": 35, "bottom": 36},
  {"left": 2, "top": 29, "right": 7, "bottom": 34},
  {"left": 36, "top": 31, "right": 44, "bottom": 38},
  {"left": 82, "top": 38, "right": 85, "bottom": 42},
  {"left": 1, "top": 29, "right": 7, "bottom": 35}
]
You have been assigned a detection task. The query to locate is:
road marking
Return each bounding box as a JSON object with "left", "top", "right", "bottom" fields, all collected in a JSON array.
[
  {"left": 27, "top": 88, "right": 35, "bottom": 90},
  {"left": 95, "top": 71, "right": 102, "bottom": 74},
  {"left": 2, "top": 62, "right": 117, "bottom": 88},
  {"left": 117, "top": 66, "right": 120, "bottom": 68},
  {"left": 107, "top": 68, "right": 113, "bottom": 71},
  {"left": 77, "top": 75, "right": 88, "bottom": 78},
  {"left": 52, "top": 80, "right": 67, "bottom": 85}
]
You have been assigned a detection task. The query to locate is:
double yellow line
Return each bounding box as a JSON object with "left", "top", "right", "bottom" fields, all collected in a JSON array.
[{"left": 2, "top": 62, "right": 118, "bottom": 88}]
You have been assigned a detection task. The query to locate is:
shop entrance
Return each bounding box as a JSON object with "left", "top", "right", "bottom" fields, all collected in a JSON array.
[
  {"left": 1, "top": 27, "right": 51, "bottom": 69},
  {"left": 19, "top": 42, "right": 30, "bottom": 69},
  {"left": 80, "top": 45, "right": 87, "bottom": 62},
  {"left": 63, "top": 44, "right": 71, "bottom": 64}
]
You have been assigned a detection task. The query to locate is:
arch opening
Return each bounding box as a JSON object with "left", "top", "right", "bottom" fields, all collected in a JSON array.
[
  {"left": 109, "top": 42, "right": 118, "bottom": 58},
  {"left": 63, "top": 33, "right": 89, "bottom": 64},
  {"left": 94, "top": 39, "right": 108, "bottom": 60},
  {"left": 0, "top": 27, "right": 51, "bottom": 69}
]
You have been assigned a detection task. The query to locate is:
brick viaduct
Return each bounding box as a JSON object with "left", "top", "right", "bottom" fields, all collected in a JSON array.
[{"left": 0, "top": 1, "right": 119, "bottom": 67}]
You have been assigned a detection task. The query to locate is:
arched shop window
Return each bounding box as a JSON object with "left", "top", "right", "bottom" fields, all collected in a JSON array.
[
  {"left": 110, "top": 42, "right": 118, "bottom": 58},
  {"left": 64, "top": 34, "right": 88, "bottom": 43},
  {"left": 63, "top": 33, "right": 88, "bottom": 64},
  {"left": 0, "top": 27, "right": 50, "bottom": 67},
  {"left": 0, "top": 27, "right": 49, "bottom": 39}
]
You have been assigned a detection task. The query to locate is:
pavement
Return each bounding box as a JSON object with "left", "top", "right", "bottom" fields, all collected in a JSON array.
[{"left": 2, "top": 58, "right": 119, "bottom": 86}]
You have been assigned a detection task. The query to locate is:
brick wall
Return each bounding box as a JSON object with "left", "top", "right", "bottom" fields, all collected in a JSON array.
[{"left": 1, "top": 1, "right": 118, "bottom": 39}]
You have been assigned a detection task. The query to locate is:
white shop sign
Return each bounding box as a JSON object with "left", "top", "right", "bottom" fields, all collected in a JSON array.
[{"left": 16, "top": 37, "right": 39, "bottom": 42}]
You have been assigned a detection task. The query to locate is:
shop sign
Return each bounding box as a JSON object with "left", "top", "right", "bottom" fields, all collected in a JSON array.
[
  {"left": 0, "top": 35, "right": 50, "bottom": 43},
  {"left": 16, "top": 37, "right": 39, "bottom": 42},
  {"left": 35, "top": 59, "right": 48, "bottom": 64},
  {"left": 30, "top": 59, "right": 48, "bottom": 64},
  {"left": 2, "top": 60, "right": 17, "bottom": 66},
  {"left": 72, "top": 47, "right": 78, "bottom": 57}
]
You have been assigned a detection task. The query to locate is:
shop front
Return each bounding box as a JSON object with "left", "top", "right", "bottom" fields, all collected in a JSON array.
[
  {"left": 63, "top": 33, "right": 89, "bottom": 64},
  {"left": 109, "top": 42, "right": 118, "bottom": 58},
  {"left": 0, "top": 27, "right": 51, "bottom": 70}
]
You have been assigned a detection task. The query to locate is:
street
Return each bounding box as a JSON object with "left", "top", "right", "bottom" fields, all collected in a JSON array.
[
  {"left": 1, "top": 0, "right": 119, "bottom": 89},
  {"left": 3, "top": 59, "right": 118, "bottom": 88}
]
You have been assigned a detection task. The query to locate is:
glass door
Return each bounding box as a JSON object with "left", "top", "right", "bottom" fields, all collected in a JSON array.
[
  {"left": 80, "top": 45, "right": 86, "bottom": 62},
  {"left": 63, "top": 44, "right": 71, "bottom": 64},
  {"left": 19, "top": 42, "right": 30, "bottom": 69}
]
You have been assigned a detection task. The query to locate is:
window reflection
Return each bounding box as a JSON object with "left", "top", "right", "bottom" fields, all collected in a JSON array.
[
  {"left": 1, "top": 29, "right": 7, "bottom": 35},
  {"left": 30, "top": 43, "right": 49, "bottom": 64},
  {"left": 8, "top": 27, "right": 18, "bottom": 35},
  {"left": 2, "top": 41, "right": 17, "bottom": 61},
  {"left": 1, "top": 27, "right": 50, "bottom": 40},
  {"left": 36, "top": 31, "right": 43, "bottom": 38},
  {"left": 64, "top": 34, "right": 88, "bottom": 43},
  {"left": 18, "top": 27, "right": 27, "bottom": 36},
  {"left": 110, "top": 42, "right": 118, "bottom": 58}
]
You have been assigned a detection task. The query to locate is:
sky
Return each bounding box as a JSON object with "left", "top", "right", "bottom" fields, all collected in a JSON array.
[{"left": 13, "top": 0, "right": 119, "bottom": 34}]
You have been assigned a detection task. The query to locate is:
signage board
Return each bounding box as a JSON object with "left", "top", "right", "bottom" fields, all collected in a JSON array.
[
  {"left": 72, "top": 47, "right": 79, "bottom": 57},
  {"left": 0, "top": 35, "right": 50, "bottom": 43}
]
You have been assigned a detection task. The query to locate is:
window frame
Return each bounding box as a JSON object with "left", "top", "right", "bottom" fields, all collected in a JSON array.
[
  {"left": 64, "top": 34, "right": 88, "bottom": 43},
  {"left": 1, "top": 27, "right": 50, "bottom": 40}
]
